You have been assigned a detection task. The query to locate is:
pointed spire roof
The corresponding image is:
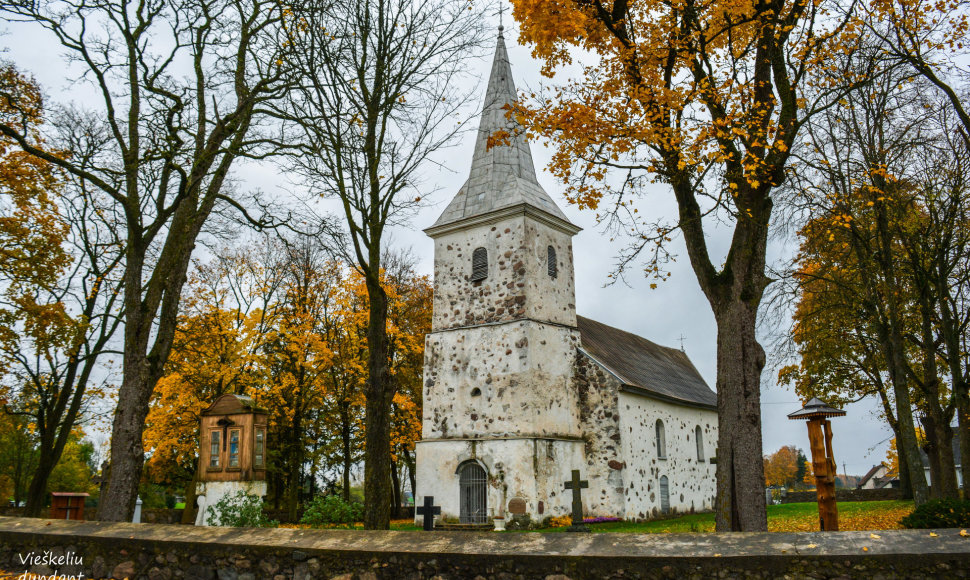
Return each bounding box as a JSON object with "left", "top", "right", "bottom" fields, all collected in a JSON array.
[{"left": 426, "top": 28, "right": 579, "bottom": 236}]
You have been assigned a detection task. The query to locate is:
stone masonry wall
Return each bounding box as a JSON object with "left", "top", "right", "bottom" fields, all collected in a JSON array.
[
  {"left": 618, "top": 392, "right": 718, "bottom": 520},
  {"left": 430, "top": 214, "right": 576, "bottom": 332},
  {"left": 2, "top": 516, "right": 970, "bottom": 580},
  {"left": 782, "top": 488, "right": 903, "bottom": 504},
  {"left": 422, "top": 322, "right": 582, "bottom": 439},
  {"left": 572, "top": 351, "right": 624, "bottom": 516}
]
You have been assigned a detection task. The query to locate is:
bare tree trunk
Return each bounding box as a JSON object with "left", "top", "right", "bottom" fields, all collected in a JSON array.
[
  {"left": 181, "top": 464, "right": 199, "bottom": 525},
  {"left": 341, "top": 400, "right": 352, "bottom": 502},
  {"left": 390, "top": 458, "right": 401, "bottom": 519},
  {"left": 363, "top": 275, "right": 392, "bottom": 529},
  {"left": 712, "top": 301, "right": 769, "bottom": 532},
  {"left": 883, "top": 318, "right": 929, "bottom": 505},
  {"left": 675, "top": 175, "right": 771, "bottom": 532}
]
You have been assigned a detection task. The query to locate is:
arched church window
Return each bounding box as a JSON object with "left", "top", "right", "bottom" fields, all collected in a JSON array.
[
  {"left": 655, "top": 419, "right": 666, "bottom": 459},
  {"left": 547, "top": 245, "right": 557, "bottom": 278},
  {"left": 471, "top": 247, "right": 488, "bottom": 281},
  {"left": 695, "top": 426, "right": 704, "bottom": 462},
  {"left": 659, "top": 475, "right": 670, "bottom": 514}
]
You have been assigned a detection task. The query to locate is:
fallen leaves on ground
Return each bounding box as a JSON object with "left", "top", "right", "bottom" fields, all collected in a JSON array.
[{"left": 768, "top": 505, "right": 912, "bottom": 532}]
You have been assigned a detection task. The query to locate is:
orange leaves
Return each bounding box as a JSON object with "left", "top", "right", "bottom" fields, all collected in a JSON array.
[
  {"left": 0, "top": 66, "right": 74, "bottom": 376},
  {"left": 144, "top": 246, "right": 432, "bottom": 488},
  {"left": 764, "top": 445, "right": 801, "bottom": 486},
  {"left": 766, "top": 501, "right": 913, "bottom": 532},
  {"left": 507, "top": 0, "right": 851, "bottom": 246}
]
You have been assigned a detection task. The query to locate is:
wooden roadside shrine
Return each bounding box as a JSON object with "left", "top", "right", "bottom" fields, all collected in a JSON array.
[
  {"left": 196, "top": 394, "right": 269, "bottom": 526},
  {"left": 788, "top": 397, "right": 846, "bottom": 531}
]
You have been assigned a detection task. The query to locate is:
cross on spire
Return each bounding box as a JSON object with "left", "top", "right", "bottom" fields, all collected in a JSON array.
[{"left": 499, "top": 2, "right": 504, "bottom": 34}]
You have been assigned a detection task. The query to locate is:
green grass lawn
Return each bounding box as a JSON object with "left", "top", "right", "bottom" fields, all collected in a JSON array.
[
  {"left": 534, "top": 500, "right": 914, "bottom": 533},
  {"left": 283, "top": 500, "right": 914, "bottom": 533}
]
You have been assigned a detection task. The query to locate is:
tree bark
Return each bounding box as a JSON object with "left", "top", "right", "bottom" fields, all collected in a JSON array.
[
  {"left": 390, "top": 458, "right": 401, "bottom": 519},
  {"left": 341, "top": 400, "right": 352, "bottom": 502},
  {"left": 711, "top": 300, "right": 769, "bottom": 532},
  {"left": 363, "top": 274, "right": 392, "bottom": 529},
  {"left": 673, "top": 175, "right": 771, "bottom": 532},
  {"left": 181, "top": 464, "right": 199, "bottom": 525}
]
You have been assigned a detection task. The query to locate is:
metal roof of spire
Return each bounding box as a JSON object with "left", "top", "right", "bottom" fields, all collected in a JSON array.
[{"left": 425, "top": 27, "right": 578, "bottom": 236}]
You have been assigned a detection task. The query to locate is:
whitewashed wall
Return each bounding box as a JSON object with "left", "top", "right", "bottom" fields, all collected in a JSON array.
[
  {"left": 617, "top": 392, "right": 717, "bottom": 520},
  {"left": 429, "top": 213, "right": 577, "bottom": 332},
  {"left": 414, "top": 437, "right": 586, "bottom": 523}
]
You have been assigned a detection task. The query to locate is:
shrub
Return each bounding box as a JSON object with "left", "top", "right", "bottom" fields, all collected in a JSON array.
[
  {"left": 901, "top": 498, "right": 970, "bottom": 529},
  {"left": 505, "top": 514, "right": 533, "bottom": 530},
  {"left": 206, "top": 490, "right": 277, "bottom": 528},
  {"left": 300, "top": 495, "right": 364, "bottom": 527}
]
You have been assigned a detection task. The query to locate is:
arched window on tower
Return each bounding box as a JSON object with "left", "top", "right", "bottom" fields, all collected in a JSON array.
[
  {"left": 471, "top": 247, "right": 488, "bottom": 281},
  {"left": 655, "top": 419, "right": 666, "bottom": 459},
  {"left": 547, "top": 245, "right": 557, "bottom": 278},
  {"left": 695, "top": 426, "right": 704, "bottom": 462}
]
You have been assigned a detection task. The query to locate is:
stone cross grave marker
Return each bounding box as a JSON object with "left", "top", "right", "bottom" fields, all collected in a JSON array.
[
  {"left": 416, "top": 495, "right": 441, "bottom": 531},
  {"left": 564, "top": 469, "right": 590, "bottom": 532}
]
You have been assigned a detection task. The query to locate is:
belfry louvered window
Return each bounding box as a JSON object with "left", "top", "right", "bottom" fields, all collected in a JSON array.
[
  {"left": 547, "top": 245, "right": 557, "bottom": 278},
  {"left": 471, "top": 247, "right": 488, "bottom": 281}
]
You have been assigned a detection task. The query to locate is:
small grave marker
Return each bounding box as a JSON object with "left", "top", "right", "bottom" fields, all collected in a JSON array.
[
  {"left": 564, "top": 469, "right": 590, "bottom": 532},
  {"left": 416, "top": 495, "right": 441, "bottom": 531}
]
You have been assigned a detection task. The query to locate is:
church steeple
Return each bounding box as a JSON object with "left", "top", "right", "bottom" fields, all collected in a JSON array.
[{"left": 426, "top": 28, "right": 577, "bottom": 234}]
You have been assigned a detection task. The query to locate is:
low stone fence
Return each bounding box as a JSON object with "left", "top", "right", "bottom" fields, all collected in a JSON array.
[
  {"left": 2, "top": 516, "right": 970, "bottom": 579},
  {"left": 781, "top": 487, "right": 902, "bottom": 504}
]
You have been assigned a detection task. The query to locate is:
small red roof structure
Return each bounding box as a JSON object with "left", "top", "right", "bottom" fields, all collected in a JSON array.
[{"left": 787, "top": 397, "right": 847, "bottom": 421}]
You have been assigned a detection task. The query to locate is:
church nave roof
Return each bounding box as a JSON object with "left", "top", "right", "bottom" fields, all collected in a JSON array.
[{"left": 577, "top": 315, "right": 717, "bottom": 410}]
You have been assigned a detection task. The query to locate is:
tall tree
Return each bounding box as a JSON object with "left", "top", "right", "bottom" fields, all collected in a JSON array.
[
  {"left": 0, "top": 65, "right": 123, "bottom": 516},
  {"left": 510, "top": 0, "right": 859, "bottom": 530},
  {"left": 782, "top": 56, "right": 970, "bottom": 503},
  {"left": 0, "top": 0, "right": 297, "bottom": 520},
  {"left": 282, "top": 0, "right": 485, "bottom": 528}
]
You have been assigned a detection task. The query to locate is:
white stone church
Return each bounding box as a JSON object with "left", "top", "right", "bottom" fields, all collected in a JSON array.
[{"left": 414, "top": 28, "right": 718, "bottom": 525}]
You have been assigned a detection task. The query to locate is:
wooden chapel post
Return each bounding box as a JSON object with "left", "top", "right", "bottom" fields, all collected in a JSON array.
[{"left": 788, "top": 397, "right": 846, "bottom": 531}]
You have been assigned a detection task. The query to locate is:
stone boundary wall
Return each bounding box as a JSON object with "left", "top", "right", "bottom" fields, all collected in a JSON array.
[
  {"left": 781, "top": 488, "right": 902, "bottom": 504},
  {"left": 2, "top": 516, "right": 970, "bottom": 579},
  {"left": 0, "top": 506, "right": 415, "bottom": 525}
]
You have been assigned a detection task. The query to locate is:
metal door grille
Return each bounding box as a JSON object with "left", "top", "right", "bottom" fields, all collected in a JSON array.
[
  {"left": 660, "top": 475, "right": 670, "bottom": 514},
  {"left": 459, "top": 463, "right": 488, "bottom": 523}
]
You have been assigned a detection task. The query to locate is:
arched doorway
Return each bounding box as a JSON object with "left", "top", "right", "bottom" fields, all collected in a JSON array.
[{"left": 458, "top": 462, "right": 487, "bottom": 523}]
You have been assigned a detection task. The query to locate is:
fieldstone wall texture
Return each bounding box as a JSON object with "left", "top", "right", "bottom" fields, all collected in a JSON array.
[{"left": 2, "top": 516, "right": 970, "bottom": 580}]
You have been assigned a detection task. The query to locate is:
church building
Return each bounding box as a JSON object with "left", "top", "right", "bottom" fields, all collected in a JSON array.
[{"left": 414, "top": 27, "right": 718, "bottom": 525}]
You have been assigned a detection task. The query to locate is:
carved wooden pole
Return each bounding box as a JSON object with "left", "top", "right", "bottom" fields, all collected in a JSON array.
[{"left": 788, "top": 398, "right": 846, "bottom": 531}]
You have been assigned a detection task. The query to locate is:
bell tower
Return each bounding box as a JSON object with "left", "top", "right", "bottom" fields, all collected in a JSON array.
[{"left": 415, "top": 27, "right": 586, "bottom": 525}]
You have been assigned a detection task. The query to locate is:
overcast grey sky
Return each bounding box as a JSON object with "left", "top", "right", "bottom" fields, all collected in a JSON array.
[{"left": 2, "top": 15, "right": 895, "bottom": 477}]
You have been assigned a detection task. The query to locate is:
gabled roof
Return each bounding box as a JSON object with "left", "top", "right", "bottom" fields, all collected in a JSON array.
[
  {"left": 577, "top": 315, "right": 717, "bottom": 410},
  {"left": 201, "top": 393, "right": 267, "bottom": 416},
  {"left": 858, "top": 464, "right": 888, "bottom": 488},
  {"left": 426, "top": 29, "right": 577, "bottom": 236}
]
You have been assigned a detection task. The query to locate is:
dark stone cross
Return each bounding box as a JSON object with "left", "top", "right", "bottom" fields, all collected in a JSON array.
[
  {"left": 563, "top": 469, "right": 590, "bottom": 532},
  {"left": 416, "top": 495, "right": 441, "bottom": 531}
]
